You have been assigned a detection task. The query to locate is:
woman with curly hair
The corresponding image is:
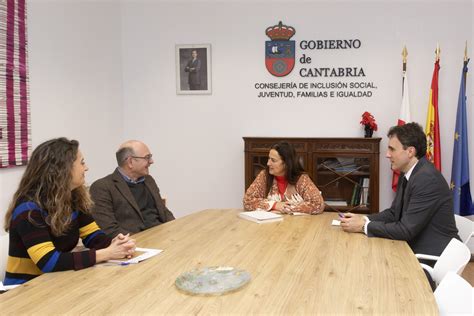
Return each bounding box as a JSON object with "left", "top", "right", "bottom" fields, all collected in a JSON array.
[
  {"left": 3, "top": 138, "right": 135, "bottom": 285},
  {"left": 243, "top": 141, "right": 324, "bottom": 215}
]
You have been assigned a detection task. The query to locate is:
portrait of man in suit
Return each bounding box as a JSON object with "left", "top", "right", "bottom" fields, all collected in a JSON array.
[
  {"left": 184, "top": 49, "right": 201, "bottom": 90},
  {"left": 176, "top": 45, "right": 211, "bottom": 94}
]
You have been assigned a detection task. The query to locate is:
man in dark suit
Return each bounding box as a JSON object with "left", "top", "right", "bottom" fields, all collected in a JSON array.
[
  {"left": 341, "top": 122, "right": 459, "bottom": 256},
  {"left": 90, "top": 140, "right": 175, "bottom": 238},
  {"left": 184, "top": 49, "right": 201, "bottom": 90}
]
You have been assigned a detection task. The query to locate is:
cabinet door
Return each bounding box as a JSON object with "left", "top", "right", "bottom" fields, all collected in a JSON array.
[
  {"left": 313, "top": 154, "right": 371, "bottom": 213},
  {"left": 249, "top": 153, "right": 268, "bottom": 183}
]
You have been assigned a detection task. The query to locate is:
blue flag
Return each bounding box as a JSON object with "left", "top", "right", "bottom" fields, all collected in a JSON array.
[{"left": 450, "top": 59, "right": 473, "bottom": 215}]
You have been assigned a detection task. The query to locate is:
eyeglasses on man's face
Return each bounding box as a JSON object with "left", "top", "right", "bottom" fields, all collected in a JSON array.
[{"left": 131, "top": 154, "right": 153, "bottom": 163}]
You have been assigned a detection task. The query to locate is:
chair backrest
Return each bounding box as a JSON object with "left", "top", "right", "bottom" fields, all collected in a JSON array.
[
  {"left": 454, "top": 214, "right": 474, "bottom": 244},
  {"left": 432, "top": 238, "right": 471, "bottom": 284},
  {"left": 0, "top": 234, "right": 9, "bottom": 282},
  {"left": 434, "top": 272, "right": 473, "bottom": 316}
]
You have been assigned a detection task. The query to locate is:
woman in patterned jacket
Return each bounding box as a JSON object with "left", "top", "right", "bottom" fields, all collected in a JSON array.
[
  {"left": 3, "top": 138, "right": 136, "bottom": 285},
  {"left": 243, "top": 141, "right": 324, "bottom": 215}
]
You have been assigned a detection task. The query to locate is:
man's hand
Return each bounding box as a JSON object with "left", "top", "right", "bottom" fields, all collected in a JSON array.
[{"left": 340, "top": 213, "right": 366, "bottom": 233}]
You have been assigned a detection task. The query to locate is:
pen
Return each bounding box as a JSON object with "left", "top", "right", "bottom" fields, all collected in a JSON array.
[
  {"left": 108, "top": 260, "right": 138, "bottom": 266},
  {"left": 338, "top": 212, "right": 345, "bottom": 218}
]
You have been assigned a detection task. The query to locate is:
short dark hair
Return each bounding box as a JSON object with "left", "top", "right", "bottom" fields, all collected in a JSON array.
[
  {"left": 387, "top": 122, "right": 427, "bottom": 159},
  {"left": 116, "top": 146, "right": 134, "bottom": 166},
  {"left": 265, "top": 141, "right": 305, "bottom": 195}
]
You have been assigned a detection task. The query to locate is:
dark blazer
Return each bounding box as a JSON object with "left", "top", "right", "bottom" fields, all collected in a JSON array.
[
  {"left": 184, "top": 58, "right": 201, "bottom": 86},
  {"left": 90, "top": 169, "right": 175, "bottom": 238},
  {"left": 368, "top": 157, "right": 459, "bottom": 256}
]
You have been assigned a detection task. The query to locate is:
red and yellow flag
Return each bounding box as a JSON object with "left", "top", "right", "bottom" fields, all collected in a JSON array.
[{"left": 425, "top": 60, "right": 441, "bottom": 170}]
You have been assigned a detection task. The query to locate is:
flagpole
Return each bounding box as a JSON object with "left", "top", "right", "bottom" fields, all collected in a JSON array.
[
  {"left": 402, "top": 46, "right": 407, "bottom": 95},
  {"left": 402, "top": 46, "right": 407, "bottom": 72},
  {"left": 464, "top": 41, "right": 468, "bottom": 63},
  {"left": 435, "top": 43, "right": 440, "bottom": 62},
  {"left": 463, "top": 41, "right": 469, "bottom": 92}
]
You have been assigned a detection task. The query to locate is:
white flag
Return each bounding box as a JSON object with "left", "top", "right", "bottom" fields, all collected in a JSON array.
[
  {"left": 392, "top": 70, "right": 411, "bottom": 191},
  {"left": 398, "top": 71, "right": 411, "bottom": 125}
]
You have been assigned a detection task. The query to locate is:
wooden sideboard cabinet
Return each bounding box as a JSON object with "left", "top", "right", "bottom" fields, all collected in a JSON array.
[{"left": 243, "top": 137, "right": 381, "bottom": 214}]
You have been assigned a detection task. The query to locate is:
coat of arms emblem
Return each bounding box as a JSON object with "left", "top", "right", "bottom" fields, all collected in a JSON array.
[{"left": 265, "top": 21, "right": 296, "bottom": 77}]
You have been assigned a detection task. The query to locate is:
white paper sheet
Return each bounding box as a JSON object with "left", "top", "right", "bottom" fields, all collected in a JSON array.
[
  {"left": 108, "top": 247, "right": 162, "bottom": 265},
  {"left": 0, "top": 281, "right": 20, "bottom": 291},
  {"left": 331, "top": 219, "right": 341, "bottom": 226}
]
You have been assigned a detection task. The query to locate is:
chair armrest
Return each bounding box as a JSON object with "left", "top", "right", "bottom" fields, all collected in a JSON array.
[
  {"left": 415, "top": 253, "right": 440, "bottom": 261},
  {"left": 420, "top": 263, "right": 434, "bottom": 275}
]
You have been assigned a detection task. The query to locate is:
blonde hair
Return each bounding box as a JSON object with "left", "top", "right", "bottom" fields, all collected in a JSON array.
[{"left": 4, "top": 138, "right": 92, "bottom": 236}]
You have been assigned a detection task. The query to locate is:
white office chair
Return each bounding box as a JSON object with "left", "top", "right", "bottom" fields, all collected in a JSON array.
[
  {"left": 454, "top": 214, "right": 474, "bottom": 244},
  {"left": 434, "top": 272, "right": 473, "bottom": 316},
  {"left": 416, "top": 238, "right": 471, "bottom": 286},
  {"left": 0, "top": 234, "right": 9, "bottom": 282}
]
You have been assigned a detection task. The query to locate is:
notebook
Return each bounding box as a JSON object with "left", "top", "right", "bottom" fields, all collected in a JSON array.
[{"left": 238, "top": 210, "right": 283, "bottom": 224}]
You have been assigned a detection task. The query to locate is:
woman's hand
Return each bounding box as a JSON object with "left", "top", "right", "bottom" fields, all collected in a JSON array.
[
  {"left": 273, "top": 202, "right": 293, "bottom": 214},
  {"left": 96, "top": 233, "right": 136, "bottom": 263},
  {"left": 112, "top": 233, "right": 136, "bottom": 258}
]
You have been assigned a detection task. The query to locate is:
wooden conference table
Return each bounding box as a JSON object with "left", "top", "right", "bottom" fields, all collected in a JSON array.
[{"left": 0, "top": 209, "right": 437, "bottom": 314}]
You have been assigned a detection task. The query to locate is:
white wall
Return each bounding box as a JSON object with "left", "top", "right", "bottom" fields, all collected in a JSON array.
[
  {"left": 1, "top": 0, "right": 473, "bottom": 235},
  {"left": 0, "top": 0, "right": 124, "bottom": 231},
  {"left": 121, "top": 0, "right": 473, "bottom": 219}
]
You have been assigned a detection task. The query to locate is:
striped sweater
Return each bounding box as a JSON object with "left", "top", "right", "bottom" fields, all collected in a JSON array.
[{"left": 4, "top": 201, "right": 111, "bottom": 285}]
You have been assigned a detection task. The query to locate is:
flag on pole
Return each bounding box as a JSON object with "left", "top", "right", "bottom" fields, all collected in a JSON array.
[
  {"left": 450, "top": 59, "right": 473, "bottom": 216},
  {"left": 425, "top": 59, "right": 441, "bottom": 170},
  {"left": 392, "top": 70, "right": 411, "bottom": 191}
]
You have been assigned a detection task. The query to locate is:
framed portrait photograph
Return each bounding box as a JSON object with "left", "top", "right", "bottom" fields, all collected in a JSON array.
[{"left": 176, "top": 44, "right": 212, "bottom": 95}]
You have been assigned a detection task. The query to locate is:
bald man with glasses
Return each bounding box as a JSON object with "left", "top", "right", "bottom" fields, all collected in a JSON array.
[{"left": 90, "top": 140, "right": 175, "bottom": 238}]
